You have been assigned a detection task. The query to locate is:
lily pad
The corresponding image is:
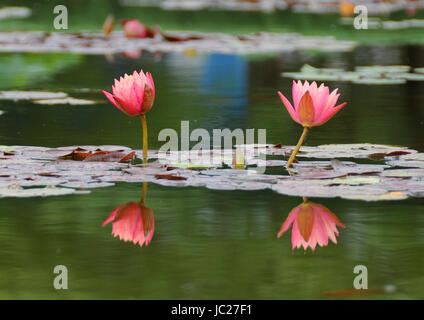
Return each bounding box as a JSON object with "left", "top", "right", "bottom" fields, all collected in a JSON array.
[
  {"left": 2, "top": 144, "right": 424, "bottom": 200},
  {"left": 0, "top": 91, "right": 67, "bottom": 101},
  {"left": 0, "top": 186, "right": 77, "bottom": 198},
  {"left": 33, "top": 97, "right": 97, "bottom": 105},
  {"left": 382, "top": 169, "right": 424, "bottom": 177},
  {"left": 352, "top": 78, "right": 406, "bottom": 85},
  {"left": 282, "top": 64, "right": 424, "bottom": 84},
  {"left": 355, "top": 65, "right": 411, "bottom": 73},
  {"left": 0, "top": 7, "right": 31, "bottom": 20},
  {"left": 331, "top": 177, "right": 380, "bottom": 185},
  {"left": 0, "top": 31, "right": 357, "bottom": 56},
  {"left": 342, "top": 192, "right": 408, "bottom": 201}
]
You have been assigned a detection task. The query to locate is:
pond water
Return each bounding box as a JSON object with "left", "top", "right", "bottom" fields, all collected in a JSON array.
[{"left": 1, "top": 2, "right": 424, "bottom": 299}]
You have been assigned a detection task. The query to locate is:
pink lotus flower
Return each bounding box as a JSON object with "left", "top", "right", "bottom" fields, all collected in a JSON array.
[
  {"left": 277, "top": 201, "right": 345, "bottom": 251},
  {"left": 102, "top": 69, "right": 155, "bottom": 116},
  {"left": 278, "top": 80, "right": 346, "bottom": 128},
  {"left": 122, "top": 19, "right": 147, "bottom": 38},
  {"left": 103, "top": 202, "right": 154, "bottom": 247}
]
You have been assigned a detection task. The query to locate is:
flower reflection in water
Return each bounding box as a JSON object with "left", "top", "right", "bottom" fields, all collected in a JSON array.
[
  {"left": 278, "top": 197, "right": 345, "bottom": 251},
  {"left": 102, "top": 182, "right": 154, "bottom": 247}
]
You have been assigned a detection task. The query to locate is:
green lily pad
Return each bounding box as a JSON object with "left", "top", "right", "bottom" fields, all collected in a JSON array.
[
  {"left": 382, "top": 169, "right": 424, "bottom": 177},
  {"left": 332, "top": 177, "right": 380, "bottom": 185},
  {"left": 0, "top": 91, "right": 67, "bottom": 101},
  {"left": 342, "top": 192, "right": 408, "bottom": 201},
  {"left": 166, "top": 162, "right": 217, "bottom": 170},
  {"left": 0, "top": 186, "right": 78, "bottom": 198},
  {"left": 0, "top": 146, "right": 14, "bottom": 152},
  {"left": 33, "top": 97, "right": 97, "bottom": 105},
  {"left": 354, "top": 65, "right": 411, "bottom": 73},
  {"left": 352, "top": 78, "right": 406, "bottom": 85},
  {"left": 0, "top": 7, "right": 31, "bottom": 20}
]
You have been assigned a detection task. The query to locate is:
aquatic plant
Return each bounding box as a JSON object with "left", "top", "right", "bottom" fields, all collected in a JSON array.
[
  {"left": 102, "top": 69, "right": 155, "bottom": 163},
  {"left": 102, "top": 183, "right": 154, "bottom": 247},
  {"left": 278, "top": 80, "right": 346, "bottom": 167},
  {"left": 121, "top": 19, "right": 147, "bottom": 38},
  {"left": 277, "top": 198, "right": 345, "bottom": 251}
]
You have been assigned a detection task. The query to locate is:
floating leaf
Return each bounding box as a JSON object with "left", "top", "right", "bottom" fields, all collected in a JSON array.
[
  {"left": 354, "top": 65, "right": 411, "bottom": 73},
  {"left": 0, "top": 7, "right": 31, "bottom": 20},
  {"left": 166, "top": 162, "right": 216, "bottom": 170},
  {"left": 352, "top": 78, "right": 406, "bottom": 85},
  {"left": 154, "top": 174, "right": 187, "bottom": 181},
  {"left": 119, "top": 151, "right": 136, "bottom": 163},
  {"left": 2, "top": 144, "right": 424, "bottom": 200},
  {"left": 0, "top": 91, "right": 67, "bottom": 101},
  {"left": 32, "top": 97, "right": 97, "bottom": 105},
  {"left": 342, "top": 192, "right": 408, "bottom": 201},
  {"left": 282, "top": 64, "right": 424, "bottom": 84},
  {"left": 0, "top": 186, "right": 77, "bottom": 198},
  {"left": 331, "top": 177, "right": 380, "bottom": 185},
  {"left": 0, "top": 31, "right": 356, "bottom": 56},
  {"left": 382, "top": 169, "right": 424, "bottom": 177}
]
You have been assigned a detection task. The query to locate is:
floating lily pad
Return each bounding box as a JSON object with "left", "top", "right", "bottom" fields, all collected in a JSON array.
[
  {"left": 165, "top": 162, "right": 216, "bottom": 170},
  {"left": 352, "top": 78, "right": 407, "bottom": 85},
  {"left": 2, "top": 144, "right": 424, "bottom": 200},
  {"left": 0, "top": 91, "right": 67, "bottom": 101},
  {"left": 332, "top": 176, "right": 380, "bottom": 185},
  {"left": 282, "top": 64, "right": 424, "bottom": 84},
  {"left": 355, "top": 65, "right": 411, "bottom": 73},
  {"left": 0, "top": 146, "right": 14, "bottom": 153},
  {"left": 342, "top": 192, "right": 408, "bottom": 201},
  {"left": 0, "top": 7, "right": 31, "bottom": 20},
  {"left": 0, "top": 31, "right": 356, "bottom": 56},
  {"left": 33, "top": 97, "right": 97, "bottom": 105},
  {"left": 382, "top": 169, "right": 424, "bottom": 177},
  {"left": 0, "top": 186, "right": 77, "bottom": 198}
]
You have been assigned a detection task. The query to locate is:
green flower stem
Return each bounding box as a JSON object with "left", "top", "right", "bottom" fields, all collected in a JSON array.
[
  {"left": 286, "top": 127, "right": 309, "bottom": 168},
  {"left": 141, "top": 114, "right": 148, "bottom": 164}
]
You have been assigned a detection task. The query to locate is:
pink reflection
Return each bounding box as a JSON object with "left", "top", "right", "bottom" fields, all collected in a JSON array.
[
  {"left": 278, "top": 199, "right": 345, "bottom": 251},
  {"left": 103, "top": 183, "right": 154, "bottom": 247}
]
